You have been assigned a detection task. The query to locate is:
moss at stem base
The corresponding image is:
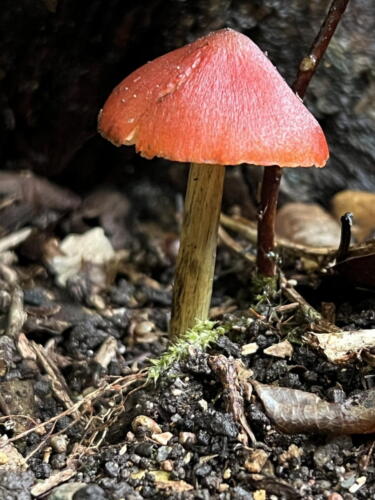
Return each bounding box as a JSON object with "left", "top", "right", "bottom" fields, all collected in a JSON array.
[
  {"left": 251, "top": 274, "right": 278, "bottom": 298},
  {"left": 148, "top": 319, "right": 229, "bottom": 382}
]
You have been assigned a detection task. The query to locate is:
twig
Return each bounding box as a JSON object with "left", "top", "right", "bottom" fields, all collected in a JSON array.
[
  {"left": 280, "top": 275, "right": 340, "bottom": 332},
  {"left": 31, "top": 340, "right": 75, "bottom": 413},
  {"left": 292, "top": 0, "right": 351, "bottom": 98},
  {"left": 0, "top": 263, "right": 18, "bottom": 284},
  {"left": 336, "top": 212, "right": 353, "bottom": 263},
  {"left": 219, "top": 223, "right": 340, "bottom": 333},
  {"left": 25, "top": 422, "right": 57, "bottom": 462},
  {"left": 0, "top": 227, "right": 32, "bottom": 253},
  {"left": 1, "top": 372, "right": 145, "bottom": 447},
  {"left": 362, "top": 440, "right": 375, "bottom": 470},
  {"left": 6, "top": 286, "right": 27, "bottom": 337},
  {"left": 256, "top": 0, "right": 351, "bottom": 277},
  {"left": 30, "top": 467, "right": 77, "bottom": 497},
  {"left": 208, "top": 354, "right": 256, "bottom": 444},
  {"left": 257, "top": 166, "right": 282, "bottom": 277},
  {"left": 221, "top": 214, "right": 337, "bottom": 259},
  {"left": 218, "top": 225, "right": 255, "bottom": 263}
]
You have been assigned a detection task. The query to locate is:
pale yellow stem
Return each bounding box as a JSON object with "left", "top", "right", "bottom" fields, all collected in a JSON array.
[{"left": 169, "top": 163, "right": 225, "bottom": 339}]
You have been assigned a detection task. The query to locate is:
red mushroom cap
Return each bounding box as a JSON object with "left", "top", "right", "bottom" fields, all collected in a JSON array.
[{"left": 98, "top": 28, "right": 328, "bottom": 167}]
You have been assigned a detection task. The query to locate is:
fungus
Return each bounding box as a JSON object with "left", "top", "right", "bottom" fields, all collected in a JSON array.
[{"left": 98, "top": 28, "right": 328, "bottom": 339}]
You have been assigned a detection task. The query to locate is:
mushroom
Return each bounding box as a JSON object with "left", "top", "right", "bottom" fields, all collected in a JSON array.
[{"left": 98, "top": 28, "right": 328, "bottom": 339}]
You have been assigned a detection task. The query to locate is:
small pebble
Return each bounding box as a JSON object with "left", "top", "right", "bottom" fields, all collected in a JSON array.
[
  {"left": 125, "top": 431, "right": 135, "bottom": 442},
  {"left": 218, "top": 483, "right": 229, "bottom": 492},
  {"left": 198, "top": 399, "right": 208, "bottom": 411},
  {"left": 50, "top": 435, "right": 68, "bottom": 454},
  {"left": 47, "top": 482, "right": 86, "bottom": 500},
  {"left": 244, "top": 449, "right": 269, "bottom": 473},
  {"left": 222, "top": 468, "right": 231, "bottom": 480},
  {"left": 253, "top": 490, "right": 266, "bottom": 500},
  {"left": 161, "top": 460, "right": 174, "bottom": 472},
  {"left": 104, "top": 461, "right": 119, "bottom": 477},
  {"left": 179, "top": 432, "right": 197, "bottom": 446},
  {"left": 134, "top": 320, "right": 155, "bottom": 336},
  {"left": 279, "top": 444, "right": 303, "bottom": 464},
  {"left": 348, "top": 476, "right": 366, "bottom": 494},
  {"left": 156, "top": 446, "right": 171, "bottom": 462},
  {"left": 152, "top": 431, "right": 173, "bottom": 445},
  {"left": 328, "top": 494, "right": 343, "bottom": 500},
  {"left": 241, "top": 343, "right": 259, "bottom": 356},
  {"left": 131, "top": 415, "right": 161, "bottom": 435}
]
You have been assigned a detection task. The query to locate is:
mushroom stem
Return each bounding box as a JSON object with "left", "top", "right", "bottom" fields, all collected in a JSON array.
[
  {"left": 170, "top": 163, "right": 225, "bottom": 339},
  {"left": 256, "top": 165, "right": 281, "bottom": 277}
]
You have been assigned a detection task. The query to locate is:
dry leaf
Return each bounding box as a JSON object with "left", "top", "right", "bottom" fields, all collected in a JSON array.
[
  {"left": 305, "top": 329, "right": 375, "bottom": 364},
  {"left": 264, "top": 340, "right": 293, "bottom": 359},
  {"left": 276, "top": 203, "right": 341, "bottom": 247},
  {"left": 252, "top": 380, "right": 375, "bottom": 434},
  {"left": 47, "top": 227, "right": 115, "bottom": 286},
  {"left": 155, "top": 479, "right": 194, "bottom": 492}
]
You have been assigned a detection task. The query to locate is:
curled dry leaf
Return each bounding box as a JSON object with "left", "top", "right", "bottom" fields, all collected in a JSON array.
[
  {"left": 47, "top": 227, "right": 115, "bottom": 287},
  {"left": 252, "top": 380, "right": 375, "bottom": 435},
  {"left": 276, "top": 203, "right": 341, "bottom": 248},
  {"left": 305, "top": 329, "right": 375, "bottom": 364},
  {"left": 220, "top": 213, "right": 337, "bottom": 260},
  {"left": 209, "top": 354, "right": 256, "bottom": 444}
]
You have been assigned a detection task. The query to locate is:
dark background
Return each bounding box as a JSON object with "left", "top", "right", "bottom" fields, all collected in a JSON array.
[{"left": 1, "top": 0, "right": 374, "bottom": 205}]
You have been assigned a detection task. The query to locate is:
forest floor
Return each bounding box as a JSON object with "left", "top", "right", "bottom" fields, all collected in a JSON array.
[{"left": 0, "top": 169, "right": 374, "bottom": 500}]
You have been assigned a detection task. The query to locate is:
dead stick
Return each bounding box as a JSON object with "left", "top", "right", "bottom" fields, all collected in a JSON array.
[
  {"left": 257, "top": 0, "right": 351, "bottom": 277},
  {"left": 209, "top": 354, "right": 256, "bottom": 444}
]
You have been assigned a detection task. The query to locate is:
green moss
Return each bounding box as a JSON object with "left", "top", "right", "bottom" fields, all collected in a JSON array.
[
  {"left": 251, "top": 274, "right": 278, "bottom": 299},
  {"left": 147, "top": 319, "right": 229, "bottom": 382}
]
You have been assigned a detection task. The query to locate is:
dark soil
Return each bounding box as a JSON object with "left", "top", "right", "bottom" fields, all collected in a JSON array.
[{"left": 0, "top": 169, "right": 374, "bottom": 500}]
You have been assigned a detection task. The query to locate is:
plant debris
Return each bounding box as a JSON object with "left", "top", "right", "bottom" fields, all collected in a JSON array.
[
  {"left": 252, "top": 380, "right": 375, "bottom": 434},
  {"left": 305, "top": 329, "right": 375, "bottom": 364}
]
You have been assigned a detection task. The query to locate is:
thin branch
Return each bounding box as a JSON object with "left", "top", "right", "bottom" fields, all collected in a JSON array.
[
  {"left": 292, "top": 0, "right": 351, "bottom": 97},
  {"left": 256, "top": 0, "right": 351, "bottom": 277}
]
